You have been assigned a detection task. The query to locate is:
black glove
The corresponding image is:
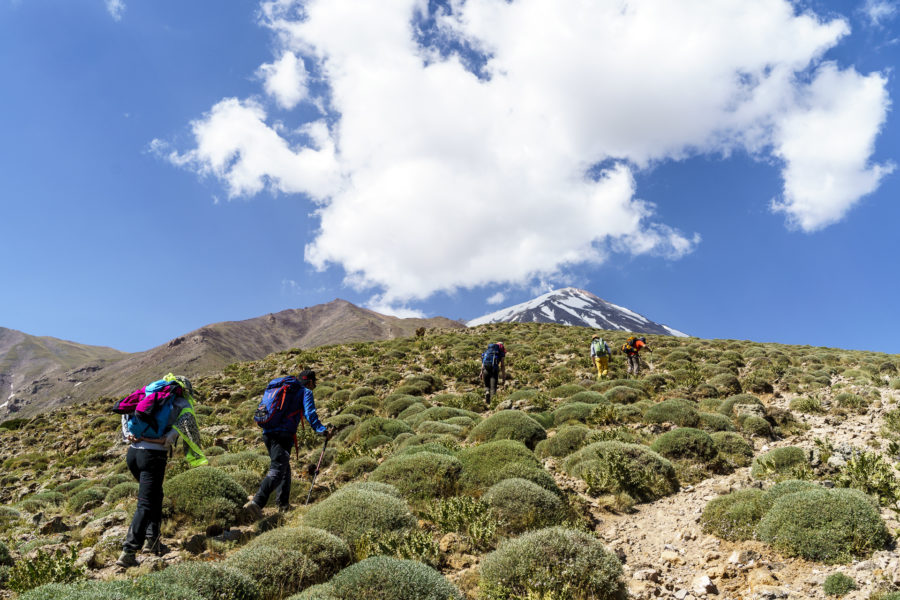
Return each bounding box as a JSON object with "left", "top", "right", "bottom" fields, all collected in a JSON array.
[{"left": 324, "top": 426, "right": 334, "bottom": 440}]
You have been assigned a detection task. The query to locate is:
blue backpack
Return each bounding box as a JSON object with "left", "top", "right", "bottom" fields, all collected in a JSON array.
[
  {"left": 253, "top": 376, "right": 305, "bottom": 433},
  {"left": 482, "top": 343, "right": 503, "bottom": 370}
]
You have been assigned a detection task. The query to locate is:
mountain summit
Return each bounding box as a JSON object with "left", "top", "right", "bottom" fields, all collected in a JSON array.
[{"left": 467, "top": 288, "right": 688, "bottom": 337}]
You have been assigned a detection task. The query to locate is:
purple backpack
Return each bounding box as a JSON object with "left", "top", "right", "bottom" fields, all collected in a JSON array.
[{"left": 112, "top": 379, "right": 182, "bottom": 430}]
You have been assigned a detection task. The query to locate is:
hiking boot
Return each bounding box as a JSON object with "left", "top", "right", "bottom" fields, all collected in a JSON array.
[
  {"left": 242, "top": 500, "right": 262, "bottom": 521},
  {"left": 115, "top": 550, "right": 139, "bottom": 568},
  {"left": 278, "top": 504, "right": 292, "bottom": 514},
  {"left": 142, "top": 538, "right": 171, "bottom": 556},
  {"left": 484, "top": 390, "right": 491, "bottom": 403}
]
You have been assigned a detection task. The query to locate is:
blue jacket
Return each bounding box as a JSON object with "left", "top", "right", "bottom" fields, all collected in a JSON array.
[{"left": 264, "top": 387, "right": 327, "bottom": 435}]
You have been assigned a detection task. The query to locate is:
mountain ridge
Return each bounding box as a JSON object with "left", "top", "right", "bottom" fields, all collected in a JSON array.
[{"left": 468, "top": 287, "right": 688, "bottom": 337}]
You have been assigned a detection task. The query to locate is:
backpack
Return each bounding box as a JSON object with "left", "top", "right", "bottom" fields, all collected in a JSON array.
[
  {"left": 253, "top": 376, "right": 306, "bottom": 433},
  {"left": 112, "top": 379, "right": 183, "bottom": 431},
  {"left": 482, "top": 343, "right": 503, "bottom": 370},
  {"left": 622, "top": 336, "right": 638, "bottom": 353},
  {"left": 592, "top": 338, "right": 609, "bottom": 357}
]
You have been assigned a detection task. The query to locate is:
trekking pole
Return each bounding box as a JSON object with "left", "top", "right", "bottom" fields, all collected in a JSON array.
[{"left": 305, "top": 436, "right": 330, "bottom": 506}]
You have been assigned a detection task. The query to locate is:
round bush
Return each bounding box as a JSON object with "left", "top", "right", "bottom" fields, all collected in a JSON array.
[
  {"left": 739, "top": 414, "right": 772, "bottom": 438},
  {"left": 0, "top": 541, "right": 10, "bottom": 567},
  {"left": 345, "top": 417, "right": 412, "bottom": 445},
  {"left": 384, "top": 395, "right": 419, "bottom": 418},
  {"left": 644, "top": 399, "right": 700, "bottom": 427},
  {"left": 303, "top": 488, "right": 415, "bottom": 546},
  {"left": 67, "top": 486, "right": 107, "bottom": 512},
  {"left": 535, "top": 425, "right": 596, "bottom": 459},
  {"left": 484, "top": 478, "right": 563, "bottom": 533},
  {"left": 700, "top": 489, "right": 772, "bottom": 541},
  {"left": 757, "top": 488, "right": 890, "bottom": 563},
  {"left": 336, "top": 456, "right": 377, "bottom": 479},
  {"left": 415, "top": 421, "right": 464, "bottom": 436},
  {"left": 369, "top": 451, "right": 462, "bottom": 499},
  {"left": 456, "top": 440, "right": 541, "bottom": 494},
  {"left": 604, "top": 386, "right": 644, "bottom": 404},
  {"left": 552, "top": 402, "right": 595, "bottom": 425},
  {"left": 225, "top": 545, "right": 318, "bottom": 600},
  {"left": 211, "top": 451, "right": 270, "bottom": 476},
  {"left": 105, "top": 482, "right": 139, "bottom": 504},
  {"left": 711, "top": 432, "right": 753, "bottom": 466},
  {"left": 246, "top": 526, "right": 350, "bottom": 581},
  {"left": 480, "top": 527, "right": 626, "bottom": 600},
  {"left": 549, "top": 384, "right": 587, "bottom": 398},
  {"left": 565, "top": 441, "right": 678, "bottom": 502},
  {"left": 765, "top": 479, "right": 821, "bottom": 502},
  {"left": 823, "top": 572, "right": 856, "bottom": 596},
  {"left": 650, "top": 428, "right": 718, "bottom": 462},
  {"left": 751, "top": 447, "right": 808, "bottom": 480},
  {"left": 708, "top": 373, "right": 742, "bottom": 396},
  {"left": 789, "top": 397, "right": 823, "bottom": 414},
  {"left": 289, "top": 556, "right": 462, "bottom": 600},
  {"left": 144, "top": 562, "right": 260, "bottom": 600},
  {"left": 468, "top": 411, "right": 546, "bottom": 450},
  {"left": 19, "top": 579, "right": 202, "bottom": 600},
  {"left": 719, "top": 394, "right": 763, "bottom": 416},
  {"left": 336, "top": 481, "right": 403, "bottom": 497},
  {"left": 404, "top": 406, "right": 480, "bottom": 429},
  {"left": 567, "top": 391, "right": 609, "bottom": 404},
  {"left": 698, "top": 412, "right": 734, "bottom": 432},
  {"left": 163, "top": 467, "right": 247, "bottom": 525}
]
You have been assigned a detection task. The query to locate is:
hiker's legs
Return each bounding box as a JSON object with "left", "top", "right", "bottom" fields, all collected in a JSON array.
[
  {"left": 627, "top": 354, "right": 641, "bottom": 376},
  {"left": 253, "top": 433, "right": 293, "bottom": 508},
  {"left": 124, "top": 447, "right": 167, "bottom": 553},
  {"left": 597, "top": 356, "right": 609, "bottom": 379}
]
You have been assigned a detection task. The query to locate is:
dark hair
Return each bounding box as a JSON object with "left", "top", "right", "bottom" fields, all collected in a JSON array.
[{"left": 298, "top": 369, "right": 316, "bottom": 386}]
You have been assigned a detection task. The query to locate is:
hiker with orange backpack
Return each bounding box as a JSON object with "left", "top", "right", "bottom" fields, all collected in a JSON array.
[
  {"left": 243, "top": 370, "right": 332, "bottom": 519},
  {"left": 623, "top": 336, "right": 652, "bottom": 377}
]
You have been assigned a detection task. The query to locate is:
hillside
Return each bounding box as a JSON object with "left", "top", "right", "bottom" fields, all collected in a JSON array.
[
  {"left": 0, "top": 327, "right": 127, "bottom": 415},
  {"left": 468, "top": 287, "right": 687, "bottom": 336},
  {"left": 1, "top": 300, "right": 464, "bottom": 420},
  {"left": 0, "top": 324, "right": 899, "bottom": 599}
]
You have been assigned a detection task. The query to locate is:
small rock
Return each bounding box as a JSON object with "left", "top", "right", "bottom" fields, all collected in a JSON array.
[
  {"left": 439, "top": 533, "right": 467, "bottom": 553},
  {"left": 661, "top": 550, "right": 683, "bottom": 564},
  {"left": 692, "top": 575, "right": 718, "bottom": 595},
  {"left": 39, "top": 516, "right": 70, "bottom": 534},
  {"left": 674, "top": 589, "right": 688, "bottom": 600},
  {"left": 633, "top": 568, "right": 661, "bottom": 582},
  {"left": 182, "top": 534, "right": 206, "bottom": 555},
  {"left": 728, "top": 550, "right": 758, "bottom": 564},
  {"left": 753, "top": 585, "right": 788, "bottom": 599},
  {"left": 75, "top": 547, "right": 96, "bottom": 569}
]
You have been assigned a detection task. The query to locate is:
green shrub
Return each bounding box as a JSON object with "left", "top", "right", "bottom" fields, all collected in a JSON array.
[
  {"left": 467, "top": 411, "right": 546, "bottom": 450},
  {"left": 567, "top": 391, "right": 608, "bottom": 404},
  {"left": 18, "top": 579, "right": 202, "bottom": 600},
  {"left": 303, "top": 488, "right": 415, "bottom": 546},
  {"left": 0, "top": 540, "right": 11, "bottom": 566},
  {"left": 757, "top": 488, "right": 889, "bottom": 563},
  {"left": 790, "top": 397, "right": 824, "bottom": 414},
  {"left": 835, "top": 451, "right": 900, "bottom": 507},
  {"left": 535, "top": 425, "right": 596, "bottom": 459},
  {"left": 708, "top": 373, "right": 742, "bottom": 396},
  {"left": 211, "top": 451, "right": 270, "bottom": 476},
  {"left": 246, "top": 526, "right": 350, "bottom": 581},
  {"left": 67, "top": 487, "right": 107, "bottom": 513},
  {"left": 224, "top": 545, "right": 318, "bottom": 600},
  {"left": 698, "top": 412, "right": 734, "bottom": 432},
  {"left": 651, "top": 428, "right": 718, "bottom": 462},
  {"left": 479, "top": 527, "right": 626, "bottom": 600},
  {"left": 700, "top": 489, "right": 771, "bottom": 541},
  {"left": 384, "top": 395, "right": 418, "bottom": 418},
  {"left": 144, "top": 563, "right": 261, "bottom": 600},
  {"left": 834, "top": 393, "right": 867, "bottom": 412},
  {"left": 604, "top": 386, "right": 644, "bottom": 404},
  {"left": 741, "top": 415, "right": 773, "bottom": 438},
  {"left": 369, "top": 452, "right": 462, "bottom": 500},
  {"left": 6, "top": 546, "right": 84, "bottom": 593},
  {"left": 336, "top": 456, "right": 377, "bottom": 479},
  {"left": 289, "top": 556, "right": 462, "bottom": 600},
  {"left": 565, "top": 441, "right": 678, "bottom": 502},
  {"left": 644, "top": 399, "right": 700, "bottom": 427},
  {"left": 484, "top": 477, "right": 563, "bottom": 533},
  {"left": 163, "top": 467, "right": 247, "bottom": 526},
  {"left": 766, "top": 479, "right": 821, "bottom": 502},
  {"left": 415, "top": 421, "right": 464, "bottom": 436},
  {"left": 549, "top": 384, "right": 587, "bottom": 398},
  {"left": 353, "top": 528, "right": 441, "bottom": 568},
  {"left": 105, "top": 482, "right": 139, "bottom": 504},
  {"left": 336, "top": 481, "right": 403, "bottom": 498},
  {"left": 823, "top": 572, "right": 856, "bottom": 596},
  {"left": 719, "top": 394, "right": 764, "bottom": 416},
  {"left": 344, "top": 417, "right": 412, "bottom": 445},
  {"left": 456, "top": 440, "right": 542, "bottom": 494},
  {"left": 711, "top": 432, "right": 754, "bottom": 466},
  {"left": 552, "top": 402, "right": 596, "bottom": 425},
  {"left": 751, "top": 447, "right": 809, "bottom": 481}
]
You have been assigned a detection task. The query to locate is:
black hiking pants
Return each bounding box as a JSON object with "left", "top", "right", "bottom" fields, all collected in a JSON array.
[
  {"left": 482, "top": 365, "right": 499, "bottom": 390},
  {"left": 124, "top": 447, "right": 168, "bottom": 552},
  {"left": 253, "top": 433, "right": 294, "bottom": 508}
]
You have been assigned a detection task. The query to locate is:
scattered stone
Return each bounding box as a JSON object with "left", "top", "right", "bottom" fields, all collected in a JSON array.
[
  {"left": 633, "top": 568, "right": 661, "bottom": 582},
  {"left": 662, "top": 550, "right": 683, "bottom": 564},
  {"left": 439, "top": 533, "right": 466, "bottom": 553},
  {"left": 728, "top": 550, "right": 759, "bottom": 564},
  {"left": 75, "top": 547, "right": 97, "bottom": 569},
  {"left": 692, "top": 575, "right": 718, "bottom": 595},
  {"left": 182, "top": 534, "right": 206, "bottom": 555},
  {"left": 39, "top": 516, "right": 70, "bottom": 534}
]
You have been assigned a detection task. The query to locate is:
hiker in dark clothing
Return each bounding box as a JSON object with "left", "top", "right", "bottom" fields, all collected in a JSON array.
[
  {"left": 116, "top": 375, "right": 195, "bottom": 568},
  {"left": 243, "top": 370, "right": 331, "bottom": 519},
  {"left": 481, "top": 342, "right": 507, "bottom": 402}
]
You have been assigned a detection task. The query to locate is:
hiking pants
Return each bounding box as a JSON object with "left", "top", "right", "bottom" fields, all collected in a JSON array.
[
  {"left": 124, "top": 447, "right": 168, "bottom": 552},
  {"left": 482, "top": 366, "right": 499, "bottom": 390},
  {"left": 627, "top": 353, "right": 641, "bottom": 375},
  {"left": 253, "top": 433, "right": 293, "bottom": 508},
  {"left": 594, "top": 356, "right": 609, "bottom": 379}
]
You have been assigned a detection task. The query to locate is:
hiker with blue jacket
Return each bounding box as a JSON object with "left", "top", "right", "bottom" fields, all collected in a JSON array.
[
  {"left": 116, "top": 375, "right": 198, "bottom": 568},
  {"left": 243, "top": 369, "right": 332, "bottom": 519}
]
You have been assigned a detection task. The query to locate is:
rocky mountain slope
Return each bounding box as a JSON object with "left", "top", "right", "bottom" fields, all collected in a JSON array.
[
  {"left": 1, "top": 322, "right": 898, "bottom": 599},
  {"left": 468, "top": 287, "right": 688, "bottom": 336},
  {"left": 0, "top": 300, "right": 463, "bottom": 421},
  {"left": 0, "top": 328, "right": 127, "bottom": 416}
]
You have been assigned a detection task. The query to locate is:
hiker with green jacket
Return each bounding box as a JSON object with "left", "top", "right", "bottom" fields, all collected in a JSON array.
[{"left": 590, "top": 335, "right": 610, "bottom": 380}]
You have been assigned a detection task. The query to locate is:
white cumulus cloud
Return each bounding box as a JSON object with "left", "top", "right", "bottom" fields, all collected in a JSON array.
[
  {"left": 161, "top": 0, "right": 892, "bottom": 307},
  {"left": 258, "top": 51, "right": 309, "bottom": 109},
  {"left": 106, "top": 0, "right": 125, "bottom": 21},
  {"left": 487, "top": 292, "right": 506, "bottom": 305},
  {"left": 863, "top": 0, "right": 898, "bottom": 26}
]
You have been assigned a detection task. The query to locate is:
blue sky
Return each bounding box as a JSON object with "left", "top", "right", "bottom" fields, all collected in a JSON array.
[{"left": 0, "top": 0, "right": 897, "bottom": 354}]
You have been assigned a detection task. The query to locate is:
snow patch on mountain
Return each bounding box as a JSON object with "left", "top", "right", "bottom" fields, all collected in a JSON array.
[{"left": 468, "top": 287, "right": 688, "bottom": 337}]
